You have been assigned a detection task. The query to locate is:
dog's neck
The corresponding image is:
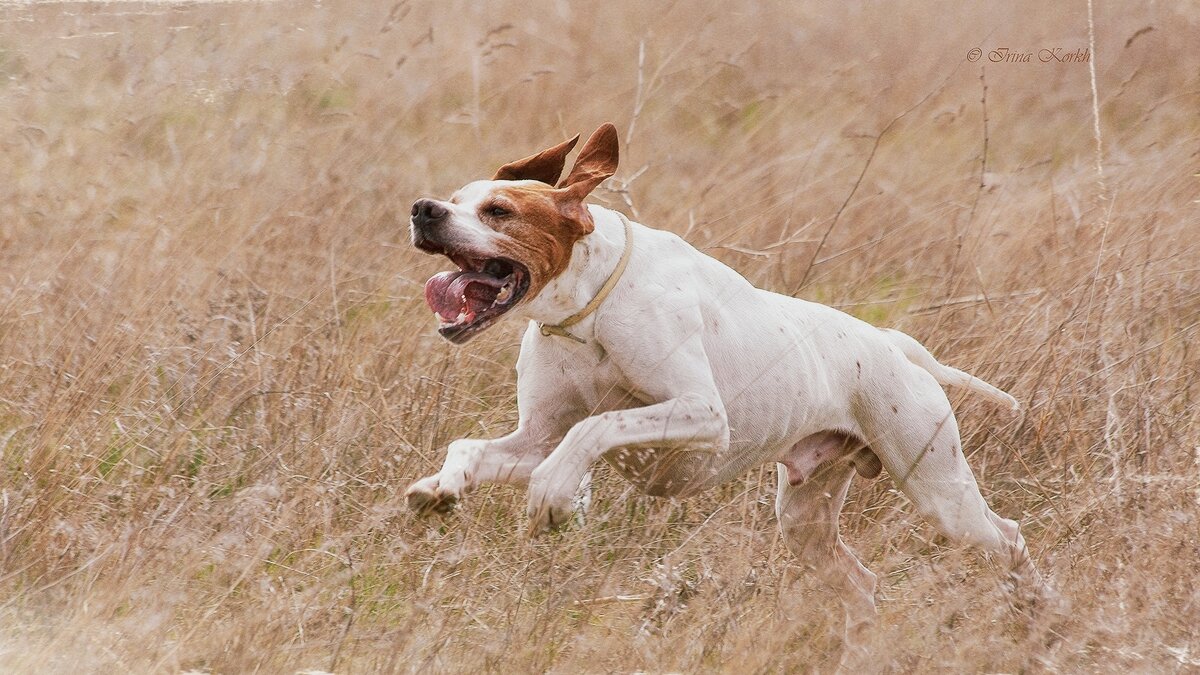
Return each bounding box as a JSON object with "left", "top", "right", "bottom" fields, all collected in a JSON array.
[{"left": 516, "top": 204, "right": 629, "bottom": 335}]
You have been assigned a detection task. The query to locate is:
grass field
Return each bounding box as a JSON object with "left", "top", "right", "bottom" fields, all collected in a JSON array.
[{"left": 0, "top": 1, "right": 1198, "bottom": 672}]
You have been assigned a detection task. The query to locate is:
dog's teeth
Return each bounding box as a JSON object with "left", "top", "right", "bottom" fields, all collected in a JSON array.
[
  {"left": 455, "top": 311, "right": 468, "bottom": 323},
  {"left": 496, "top": 283, "right": 512, "bottom": 303}
]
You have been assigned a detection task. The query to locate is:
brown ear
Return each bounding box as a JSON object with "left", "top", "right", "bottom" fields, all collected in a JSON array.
[
  {"left": 492, "top": 134, "right": 580, "bottom": 185},
  {"left": 557, "top": 123, "right": 619, "bottom": 199}
]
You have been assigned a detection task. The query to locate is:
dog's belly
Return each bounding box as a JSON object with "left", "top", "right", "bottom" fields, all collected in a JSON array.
[{"left": 602, "top": 439, "right": 784, "bottom": 497}]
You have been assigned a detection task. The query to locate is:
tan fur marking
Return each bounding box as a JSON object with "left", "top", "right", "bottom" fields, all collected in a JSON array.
[
  {"left": 479, "top": 124, "right": 621, "bottom": 298},
  {"left": 558, "top": 123, "right": 619, "bottom": 199},
  {"left": 492, "top": 134, "right": 580, "bottom": 185},
  {"left": 484, "top": 184, "right": 591, "bottom": 300}
]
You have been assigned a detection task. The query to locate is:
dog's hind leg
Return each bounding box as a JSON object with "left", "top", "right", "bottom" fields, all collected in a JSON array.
[
  {"left": 861, "top": 367, "right": 1048, "bottom": 606},
  {"left": 776, "top": 461, "right": 876, "bottom": 668}
]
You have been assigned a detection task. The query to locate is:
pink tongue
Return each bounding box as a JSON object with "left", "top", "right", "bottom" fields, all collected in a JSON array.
[
  {"left": 424, "top": 271, "right": 507, "bottom": 322},
  {"left": 424, "top": 272, "right": 461, "bottom": 321}
]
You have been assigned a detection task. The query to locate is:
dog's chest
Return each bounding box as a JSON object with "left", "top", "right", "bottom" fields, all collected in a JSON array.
[{"left": 536, "top": 338, "right": 647, "bottom": 412}]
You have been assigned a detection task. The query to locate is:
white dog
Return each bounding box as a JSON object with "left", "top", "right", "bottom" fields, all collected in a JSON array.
[{"left": 406, "top": 124, "right": 1046, "bottom": 657}]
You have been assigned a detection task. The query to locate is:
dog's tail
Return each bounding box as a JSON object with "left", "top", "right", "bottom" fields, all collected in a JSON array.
[{"left": 881, "top": 328, "right": 1020, "bottom": 411}]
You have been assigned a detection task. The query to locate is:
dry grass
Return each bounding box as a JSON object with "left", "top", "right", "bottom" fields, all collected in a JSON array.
[{"left": 0, "top": 1, "right": 1198, "bottom": 672}]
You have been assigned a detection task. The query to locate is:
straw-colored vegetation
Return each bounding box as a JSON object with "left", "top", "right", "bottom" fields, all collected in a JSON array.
[{"left": 0, "top": 1, "right": 1197, "bottom": 672}]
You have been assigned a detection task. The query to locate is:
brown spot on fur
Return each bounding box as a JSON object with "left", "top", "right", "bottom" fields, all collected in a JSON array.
[
  {"left": 486, "top": 184, "right": 592, "bottom": 300},
  {"left": 483, "top": 124, "right": 620, "bottom": 300}
]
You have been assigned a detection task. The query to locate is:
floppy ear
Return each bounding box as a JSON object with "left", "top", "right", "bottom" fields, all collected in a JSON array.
[
  {"left": 492, "top": 134, "right": 580, "bottom": 184},
  {"left": 557, "top": 123, "right": 619, "bottom": 199}
]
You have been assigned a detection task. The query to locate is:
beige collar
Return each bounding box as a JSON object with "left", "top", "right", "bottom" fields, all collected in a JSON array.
[{"left": 537, "top": 212, "right": 634, "bottom": 344}]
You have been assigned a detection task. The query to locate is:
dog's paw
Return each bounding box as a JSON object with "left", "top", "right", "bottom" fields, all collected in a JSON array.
[
  {"left": 1008, "top": 573, "right": 1067, "bottom": 622},
  {"left": 525, "top": 497, "right": 574, "bottom": 537},
  {"left": 405, "top": 475, "right": 461, "bottom": 515},
  {"left": 406, "top": 487, "right": 458, "bottom": 515}
]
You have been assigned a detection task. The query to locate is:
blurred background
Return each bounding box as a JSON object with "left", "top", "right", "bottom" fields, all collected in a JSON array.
[{"left": 0, "top": 1, "right": 1197, "bottom": 672}]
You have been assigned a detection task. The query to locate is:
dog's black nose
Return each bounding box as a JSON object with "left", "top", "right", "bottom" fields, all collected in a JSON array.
[{"left": 411, "top": 198, "right": 448, "bottom": 229}]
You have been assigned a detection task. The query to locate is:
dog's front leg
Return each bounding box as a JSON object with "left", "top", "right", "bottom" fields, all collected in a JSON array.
[
  {"left": 407, "top": 347, "right": 584, "bottom": 515},
  {"left": 406, "top": 429, "right": 555, "bottom": 514},
  {"left": 526, "top": 393, "right": 728, "bottom": 535}
]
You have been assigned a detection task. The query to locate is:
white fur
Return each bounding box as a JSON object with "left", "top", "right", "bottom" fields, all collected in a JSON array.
[{"left": 408, "top": 197, "right": 1047, "bottom": 660}]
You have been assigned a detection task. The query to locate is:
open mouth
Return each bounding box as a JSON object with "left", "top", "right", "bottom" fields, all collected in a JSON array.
[{"left": 423, "top": 254, "right": 530, "bottom": 343}]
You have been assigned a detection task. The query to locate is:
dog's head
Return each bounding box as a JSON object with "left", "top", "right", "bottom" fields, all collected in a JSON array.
[{"left": 411, "top": 123, "right": 619, "bottom": 343}]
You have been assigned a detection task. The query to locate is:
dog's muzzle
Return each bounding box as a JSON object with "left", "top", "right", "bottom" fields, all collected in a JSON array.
[{"left": 411, "top": 198, "right": 448, "bottom": 231}]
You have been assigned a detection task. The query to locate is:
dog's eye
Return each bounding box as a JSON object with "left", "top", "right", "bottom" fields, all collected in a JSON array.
[{"left": 484, "top": 205, "right": 510, "bottom": 218}]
